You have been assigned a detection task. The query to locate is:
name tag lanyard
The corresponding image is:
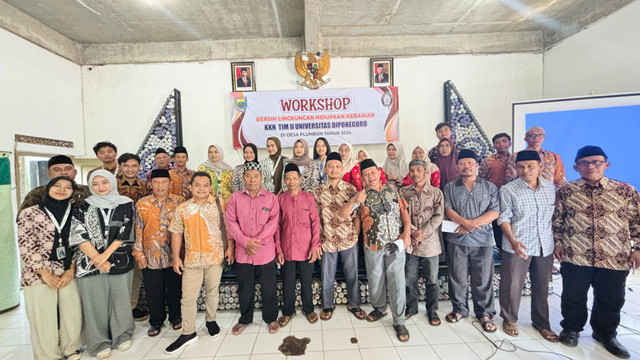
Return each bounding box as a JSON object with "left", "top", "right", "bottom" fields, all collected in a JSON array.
[{"left": 44, "top": 204, "right": 71, "bottom": 259}]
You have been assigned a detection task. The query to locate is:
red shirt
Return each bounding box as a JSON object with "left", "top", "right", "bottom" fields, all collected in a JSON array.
[
  {"left": 276, "top": 191, "right": 321, "bottom": 261},
  {"left": 226, "top": 187, "right": 281, "bottom": 265}
]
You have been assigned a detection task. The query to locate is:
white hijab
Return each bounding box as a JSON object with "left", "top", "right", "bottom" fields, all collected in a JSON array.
[
  {"left": 340, "top": 142, "right": 358, "bottom": 176},
  {"left": 86, "top": 170, "right": 132, "bottom": 210},
  {"left": 201, "top": 144, "right": 233, "bottom": 172},
  {"left": 383, "top": 141, "right": 409, "bottom": 179}
]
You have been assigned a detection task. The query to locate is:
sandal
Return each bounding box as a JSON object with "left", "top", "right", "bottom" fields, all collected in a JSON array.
[
  {"left": 503, "top": 322, "right": 519, "bottom": 337},
  {"left": 268, "top": 321, "right": 280, "bottom": 334},
  {"left": 232, "top": 323, "right": 247, "bottom": 336},
  {"left": 320, "top": 306, "right": 335, "bottom": 321},
  {"left": 480, "top": 317, "right": 497, "bottom": 333},
  {"left": 427, "top": 311, "right": 441, "bottom": 327},
  {"left": 366, "top": 309, "right": 388, "bottom": 322},
  {"left": 277, "top": 313, "right": 295, "bottom": 327},
  {"left": 445, "top": 312, "right": 465, "bottom": 323},
  {"left": 535, "top": 326, "right": 559, "bottom": 343},
  {"left": 304, "top": 311, "right": 318, "bottom": 324},
  {"left": 147, "top": 325, "right": 162, "bottom": 337},
  {"left": 393, "top": 324, "right": 410, "bottom": 343},
  {"left": 347, "top": 306, "right": 367, "bottom": 320},
  {"left": 405, "top": 310, "right": 418, "bottom": 320},
  {"left": 171, "top": 320, "right": 182, "bottom": 331}
]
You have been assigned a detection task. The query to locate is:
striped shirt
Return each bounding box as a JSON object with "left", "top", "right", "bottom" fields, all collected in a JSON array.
[{"left": 498, "top": 177, "right": 555, "bottom": 257}]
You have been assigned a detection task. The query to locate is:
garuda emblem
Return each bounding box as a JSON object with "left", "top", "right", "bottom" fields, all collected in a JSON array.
[{"left": 295, "top": 50, "right": 331, "bottom": 90}]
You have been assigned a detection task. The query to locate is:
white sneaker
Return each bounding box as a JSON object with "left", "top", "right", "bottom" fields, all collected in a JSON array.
[
  {"left": 117, "top": 340, "right": 132, "bottom": 351},
  {"left": 95, "top": 348, "right": 112, "bottom": 360}
]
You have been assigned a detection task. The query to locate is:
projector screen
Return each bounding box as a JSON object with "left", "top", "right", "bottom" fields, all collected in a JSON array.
[{"left": 512, "top": 93, "right": 640, "bottom": 190}]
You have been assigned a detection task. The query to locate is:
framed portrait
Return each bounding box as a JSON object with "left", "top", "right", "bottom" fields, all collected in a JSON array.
[
  {"left": 231, "top": 62, "right": 255, "bottom": 92},
  {"left": 370, "top": 58, "right": 393, "bottom": 87}
]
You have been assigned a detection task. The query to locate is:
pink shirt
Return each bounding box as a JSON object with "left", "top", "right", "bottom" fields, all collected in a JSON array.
[
  {"left": 277, "top": 190, "right": 321, "bottom": 262},
  {"left": 226, "top": 187, "right": 280, "bottom": 265}
]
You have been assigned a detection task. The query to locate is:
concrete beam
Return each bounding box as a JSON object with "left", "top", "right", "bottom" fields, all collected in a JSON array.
[
  {"left": 0, "top": 1, "right": 81, "bottom": 63},
  {"left": 80, "top": 37, "right": 303, "bottom": 65},
  {"left": 324, "top": 31, "right": 544, "bottom": 57},
  {"left": 304, "top": 0, "right": 322, "bottom": 52}
]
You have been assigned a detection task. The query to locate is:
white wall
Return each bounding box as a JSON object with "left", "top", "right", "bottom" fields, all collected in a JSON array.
[
  {"left": 81, "top": 53, "right": 542, "bottom": 167},
  {"left": 0, "top": 29, "right": 83, "bottom": 156},
  {"left": 543, "top": 1, "right": 640, "bottom": 98}
]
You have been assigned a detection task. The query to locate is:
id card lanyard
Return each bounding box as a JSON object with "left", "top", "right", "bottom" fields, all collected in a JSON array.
[
  {"left": 99, "top": 208, "right": 113, "bottom": 239},
  {"left": 44, "top": 204, "right": 71, "bottom": 259}
]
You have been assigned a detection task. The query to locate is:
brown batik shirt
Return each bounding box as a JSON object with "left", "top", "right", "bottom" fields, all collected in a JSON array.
[
  {"left": 552, "top": 177, "right": 640, "bottom": 271},
  {"left": 313, "top": 180, "right": 359, "bottom": 253},
  {"left": 117, "top": 174, "right": 150, "bottom": 204}
]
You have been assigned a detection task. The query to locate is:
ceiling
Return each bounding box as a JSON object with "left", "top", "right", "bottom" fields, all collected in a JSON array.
[{"left": 0, "top": 0, "right": 635, "bottom": 64}]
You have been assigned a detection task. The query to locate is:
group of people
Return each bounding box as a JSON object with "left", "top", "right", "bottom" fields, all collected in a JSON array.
[{"left": 16, "top": 124, "right": 640, "bottom": 359}]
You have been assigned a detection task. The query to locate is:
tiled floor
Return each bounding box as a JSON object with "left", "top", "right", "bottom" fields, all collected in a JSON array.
[{"left": 2, "top": 272, "right": 640, "bottom": 360}]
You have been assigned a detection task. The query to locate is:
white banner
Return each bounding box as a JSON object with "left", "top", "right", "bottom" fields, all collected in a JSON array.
[{"left": 231, "top": 87, "right": 399, "bottom": 148}]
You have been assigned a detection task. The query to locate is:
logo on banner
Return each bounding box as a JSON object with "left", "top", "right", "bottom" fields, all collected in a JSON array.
[
  {"left": 235, "top": 97, "right": 247, "bottom": 112},
  {"left": 381, "top": 91, "right": 393, "bottom": 107}
]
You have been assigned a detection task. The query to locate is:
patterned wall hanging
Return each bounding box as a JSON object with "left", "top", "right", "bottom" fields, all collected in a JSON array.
[
  {"left": 136, "top": 89, "right": 183, "bottom": 178},
  {"left": 444, "top": 81, "right": 494, "bottom": 161}
]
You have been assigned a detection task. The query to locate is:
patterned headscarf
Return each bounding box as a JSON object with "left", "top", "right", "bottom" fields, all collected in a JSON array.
[{"left": 290, "top": 138, "right": 313, "bottom": 167}]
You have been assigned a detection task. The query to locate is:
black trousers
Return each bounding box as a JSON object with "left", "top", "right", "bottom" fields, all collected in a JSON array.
[
  {"left": 237, "top": 260, "right": 278, "bottom": 325},
  {"left": 560, "top": 262, "right": 628, "bottom": 339},
  {"left": 281, "top": 260, "right": 314, "bottom": 316},
  {"left": 492, "top": 220, "right": 503, "bottom": 250},
  {"left": 142, "top": 267, "right": 182, "bottom": 328}
]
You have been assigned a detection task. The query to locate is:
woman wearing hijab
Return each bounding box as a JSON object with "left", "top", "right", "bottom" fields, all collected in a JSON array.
[
  {"left": 69, "top": 170, "right": 135, "bottom": 359},
  {"left": 282, "top": 138, "right": 320, "bottom": 192},
  {"left": 382, "top": 141, "right": 409, "bottom": 187},
  {"left": 434, "top": 138, "right": 459, "bottom": 190},
  {"left": 232, "top": 143, "right": 258, "bottom": 192},
  {"left": 338, "top": 142, "right": 358, "bottom": 177},
  {"left": 17, "top": 176, "right": 83, "bottom": 360},
  {"left": 198, "top": 144, "right": 234, "bottom": 204},
  {"left": 343, "top": 149, "right": 388, "bottom": 191},
  {"left": 313, "top": 137, "right": 331, "bottom": 185},
  {"left": 402, "top": 145, "right": 441, "bottom": 188},
  {"left": 260, "top": 137, "right": 290, "bottom": 194}
]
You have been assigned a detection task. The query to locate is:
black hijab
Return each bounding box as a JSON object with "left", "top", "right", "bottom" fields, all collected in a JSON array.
[
  {"left": 243, "top": 143, "right": 259, "bottom": 163},
  {"left": 39, "top": 176, "right": 77, "bottom": 269}
]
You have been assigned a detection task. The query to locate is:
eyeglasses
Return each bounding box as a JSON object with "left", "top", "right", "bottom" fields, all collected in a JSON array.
[
  {"left": 526, "top": 133, "right": 545, "bottom": 139},
  {"left": 576, "top": 160, "right": 606, "bottom": 167}
]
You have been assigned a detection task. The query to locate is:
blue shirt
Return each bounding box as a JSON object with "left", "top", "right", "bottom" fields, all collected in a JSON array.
[{"left": 498, "top": 177, "right": 555, "bottom": 257}]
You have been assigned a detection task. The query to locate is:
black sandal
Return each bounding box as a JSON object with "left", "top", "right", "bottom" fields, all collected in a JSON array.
[
  {"left": 171, "top": 320, "right": 182, "bottom": 331},
  {"left": 428, "top": 311, "right": 441, "bottom": 326},
  {"left": 366, "top": 309, "right": 388, "bottom": 322},
  {"left": 347, "top": 306, "right": 367, "bottom": 320},
  {"left": 481, "top": 318, "right": 497, "bottom": 333},
  {"left": 320, "top": 306, "right": 335, "bottom": 321},
  {"left": 147, "top": 325, "right": 162, "bottom": 337},
  {"left": 393, "top": 324, "right": 410, "bottom": 342},
  {"left": 445, "top": 312, "right": 466, "bottom": 323}
]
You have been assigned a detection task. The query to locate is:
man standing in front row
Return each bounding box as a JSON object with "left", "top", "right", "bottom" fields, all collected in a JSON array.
[
  {"left": 554, "top": 146, "right": 640, "bottom": 359},
  {"left": 350, "top": 159, "right": 412, "bottom": 342},
  {"left": 226, "top": 162, "right": 281, "bottom": 335},
  {"left": 314, "top": 152, "right": 367, "bottom": 321},
  {"left": 399, "top": 159, "right": 444, "bottom": 326},
  {"left": 443, "top": 149, "right": 499, "bottom": 332},
  {"left": 498, "top": 150, "right": 558, "bottom": 342},
  {"left": 133, "top": 170, "right": 184, "bottom": 337},
  {"left": 165, "top": 172, "right": 227, "bottom": 354}
]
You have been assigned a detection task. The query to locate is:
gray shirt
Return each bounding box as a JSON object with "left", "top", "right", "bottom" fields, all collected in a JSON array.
[{"left": 443, "top": 177, "right": 499, "bottom": 247}]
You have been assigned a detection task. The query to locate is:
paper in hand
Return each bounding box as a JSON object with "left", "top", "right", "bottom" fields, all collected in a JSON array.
[{"left": 442, "top": 220, "right": 461, "bottom": 233}]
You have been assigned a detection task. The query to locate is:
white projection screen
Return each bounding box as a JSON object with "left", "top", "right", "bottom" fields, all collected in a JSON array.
[{"left": 512, "top": 93, "right": 640, "bottom": 190}]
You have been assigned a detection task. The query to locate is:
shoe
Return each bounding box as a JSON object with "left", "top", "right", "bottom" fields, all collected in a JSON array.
[
  {"left": 558, "top": 329, "right": 579, "bottom": 347},
  {"left": 165, "top": 332, "right": 198, "bottom": 354},
  {"left": 117, "top": 339, "right": 132, "bottom": 351},
  {"left": 206, "top": 321, "right": 221, "bottom": 337},
  {"left": 592, "top": 333, "right": 630, "bottom": 359},
  {"left": 132, "top": 308, "right": 150, "bottom": 321},
  {"left": 95, "top": 348, "right": 112, "bottom": 360},
  {"left": 66, "top": 351, "right": 82, "bottom": 360}
]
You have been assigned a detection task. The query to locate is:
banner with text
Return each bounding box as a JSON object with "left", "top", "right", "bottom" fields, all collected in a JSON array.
[{"left": 231, "top": 87, "right": 399, "bottom": 148}]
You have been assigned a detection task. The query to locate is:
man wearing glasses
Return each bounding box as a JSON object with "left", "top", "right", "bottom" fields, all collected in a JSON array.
[
  {"left": 553, "top": 146, "right": 640, "bottom": 359},
  {"left": 511, "top": 127, "right": 566, "bottom": 187}
]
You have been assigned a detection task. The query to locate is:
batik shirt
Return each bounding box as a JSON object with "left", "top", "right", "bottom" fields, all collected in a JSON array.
[
  {"left": 197, "top": 165, "right": 233, "bottom": 204},
  {"left": 133, "top": 194, "right": 185, "bottom": 269},
  {"left": 117, "top": 174, "right": 149, "bottom": 204},
  {"left": 399, "top": 184, "right": 444, "bottom": 258},
  {"left": 281, "top": 161, "right": 321, "bottom": 192},
  {"left": 169, "top": 195, "right": 225, "bottom": 268},
  {"left": 169, "top": 168, "right": 195, "bottom": 199},
  {"left": 478, "top": 153, "right": 516, "bottom": 189},
  {"left": 313, "top": 180, "right": 359, "bottom": 252},
  {"left": 552, "top": 177, "right": 640, "bottom": 271},
  {"left": 359, "top": 184, "right": 407, "bottom": 252}
]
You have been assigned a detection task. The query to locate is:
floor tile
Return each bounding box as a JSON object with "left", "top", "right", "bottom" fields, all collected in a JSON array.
[
  {"left": 322, "top": 349, "right": 361, "bottom": 360},
  {"left": 252, "top": 332, "right": 293, "bottom": 354},
  {"left": 359, "top": 346, "right": 400, "bottom": 360},
  {"left": 353, "top": 326, "right": 393, "bottom": 348},
  {"left": 321, "top": 328, "right": 358, "bottom": 351},
  {"left": 111, "top": 338, "right": 159, "bottom": 359},
  {"left": 431, "top": 343, "right": 480, "bottom": 359},
  {"left": 384, "top": 324, "right": 429, "bottom": 347},
  {"left": 394, "top": 345, "right": 438, "bottom": 360},
  {"left": 416, "top": 323, "right": 464, "bottom": 345},
  {"left": 216, "top": 332, "right": 258, "bottom": 356},
  {"left": 287, "top": 330, "right": 323, "bottom": 353}
]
